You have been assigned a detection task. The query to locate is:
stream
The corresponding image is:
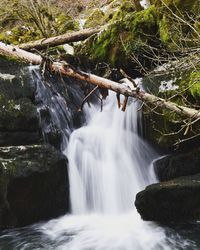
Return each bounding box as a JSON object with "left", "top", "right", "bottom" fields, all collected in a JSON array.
[{"left": 0, "top": 68, "right": 200, "bottom": 250}]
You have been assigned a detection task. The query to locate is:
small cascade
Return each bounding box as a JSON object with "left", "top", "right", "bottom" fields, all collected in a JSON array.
[
  {"left": 30, "top": 73, "right": 191, "bottom": 249},
  {"left": 37, "top": 90, "right": 191, "bottom": 250},
  {"left": 30, "top": 66, "right": 84, "bottom": 150},
  {"left": 67, "top": 93, "right": 156, "bottom": 214},
  {"left": 0, "top": 69, "right": 196, "bottom": 250}
]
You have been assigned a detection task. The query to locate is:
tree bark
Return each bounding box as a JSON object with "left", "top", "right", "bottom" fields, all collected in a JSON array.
[
  {"left": 0, "top": 42, "right": 199, "bottom": 120},
  {"left": 51, "top": 62, "right": 200, "bottom": 119},
  {"left": 19, "top": 27, "right": 102, "bottom": 51},
  {"left": 0, "top": 42, "right": 42, "bottom": 64}
]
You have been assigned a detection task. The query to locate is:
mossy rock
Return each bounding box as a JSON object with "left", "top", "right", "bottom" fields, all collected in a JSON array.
[
  {"left": 0, "top": 58, "right": 39, "bottom": 132},
  {"left": 54, "top": 13, "right": 80, "bottom": 34},
  {"left": 154, "top": 147, "right": 200, "bottom": 181},
  {"left": 135, "top": 173, "right": 200, "bottom": 223},
  {"left": 112, "top": 0, "right": 138, "bottom": 20},
  {"left": 0, "top": 69, "right": 36, "bottom": 101},
  {"left": 142, "top": 64, "right": 200, "bottom": 150},
  {"left": 151, "top": 0, "right": 200, "bottom": 49},
  {"left": 185, "top": 71, "right": 200, "bottom": 101},
  {"left": 0, "top": 97, "right": 39, "bottom": 132},
  {"left": 142, "top": 99, "right": 200, "bottom": 151},
  {"left": 150, "top": 0, "right": 198, "bottom": 12},
  {"left": 84, "top": 8, "right": 106, "bottom": 29},
  {"left": 0, "top": 144, "right": 69, "bottom": 229},
  {"left": 78, "top": 5, "right": 159, "bottom": 73},
  {"left": 0, "top": 0, "right": 80, "bottom": 44}
]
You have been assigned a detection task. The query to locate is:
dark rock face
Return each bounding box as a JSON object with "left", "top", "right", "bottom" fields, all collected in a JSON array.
[
  {"left": 135, "top": 174, "right": 200, "bottom": 223},
  {"left": 154, "top": 148, "right": 200, "bottom": 181},
  {"left": 0, "top": 60, "right": 41, "bottom": 147},
  {"left": 0, "top": 98, "right": 39, "bottom": 132},
  {"left": 0, "top": 131, "right": 40, "bottom": 147},
  {"left": 0, "top": 145, "right": 69, "bottom": 229},
  {"left": 0, "top": 59, "right": 72, "bottom": 229},
  {"left": 136, "top": 148, "right": 200, "bottom": 223}
]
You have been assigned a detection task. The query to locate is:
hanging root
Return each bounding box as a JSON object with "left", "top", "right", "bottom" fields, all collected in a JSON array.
[
  {"left": 122, "top": 96, "right": 129, "bottom": 112},
  {"left": 116, "top": 93, "right": 121, "bottom": 109},
  {"left": 79, "top": 86, "right": 99, "bottom": 111}
]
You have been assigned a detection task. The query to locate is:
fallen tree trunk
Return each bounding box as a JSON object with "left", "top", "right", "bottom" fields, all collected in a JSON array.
[
  {"left": 0, "top": 42, "right": 42, "bottom": 65},
  {"left": 19, "top": 27, "right": 102, "bottom": 51},
  {"left": 0, "top": 42, "right": 199, "bottom": 120},
  {"left": 51, "top": 62, "right": 200, "bottom": 119}
]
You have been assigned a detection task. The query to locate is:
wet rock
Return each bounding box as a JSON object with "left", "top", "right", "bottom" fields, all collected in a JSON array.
[
  {"left": 0, "top": 131, "right": 41, "bottom": 147},
  {"left": 45, "top": 129, "right": 63, "bottom": 150},
  {"left": 0, "top": 98, "right": 39, "bottom": 132},
  {"left": 154, "top": 147, "right": 200, "bottom": 181},
  {"left": 0, "top": 58, "right": 40, "bottom": 146},
  {"left": 0, "top": 144, "right": 69, "bottom": 229},
  {"left": 0, "top": 57, "right": 36, "bottom": 101},
  {"left": 135, "top": 174, "right": 200, "bottom": 223}
]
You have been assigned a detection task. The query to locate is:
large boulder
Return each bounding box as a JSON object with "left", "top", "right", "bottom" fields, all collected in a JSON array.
[
  {"left": 0, "top": 144, "right": 69, "bottom": 229},
  {"left": 135, "top": 174, "right": 200, "bottom": 223},
  {"left": 78, "top": 3, "right": 159, "bottom": 75},
  {"left": 154, "top": 147, "right": 200, "bottom": 181}
]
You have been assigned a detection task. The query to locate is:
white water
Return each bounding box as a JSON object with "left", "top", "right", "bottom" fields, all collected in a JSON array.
[
  {"left": 38, "top": 93, "right": 190, "bottom": 250},
  {"left": 0, "top": 67, "right": 196, "bottom": 250},
  {"left": 67, "top": 93, "right": 156, "bottom": 214}
]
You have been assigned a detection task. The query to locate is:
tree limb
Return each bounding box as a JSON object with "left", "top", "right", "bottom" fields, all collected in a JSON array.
[
  {"left": 18, "top": 27, "right": 103, "bottom": 51},
  {"left": 0, "top": 42, "right": 199, "bottom": 120}
]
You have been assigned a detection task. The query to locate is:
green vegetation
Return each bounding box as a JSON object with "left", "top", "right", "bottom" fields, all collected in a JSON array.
[
  {"left": 0, "top": 0, "right": 80, "bottom": 44},
  {"left": 0, "top": 0, "right": 199, "bottom": 149},
  {"left": 84, "top": 8, "right": 106, "bottom": 28}
]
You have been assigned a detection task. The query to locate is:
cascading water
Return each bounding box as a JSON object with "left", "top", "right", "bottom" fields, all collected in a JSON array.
[
  {"left": 37, "top": 91, "right": 192, "bottom": 250},
  {"left": 0, "top": 69, "right": 197, "bottom": 250},
  {"left": 39, "top": 92, "right": 173, "bottom": 250},
  {"left": 67, "top": 93, "right": 156, "bottom": 215},
  {"left": 31, "top": 66, "right": 84, "bottom": 150}
]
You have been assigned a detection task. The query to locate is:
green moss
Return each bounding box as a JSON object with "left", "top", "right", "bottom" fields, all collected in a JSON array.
[
  {"left": 84, "top": 8, "right": 106, "bottom": 29},
  {"left": 142, "top": 65, "right": 200, "bottom": 149},
  {"left": 78, "top": 5, "right": 159, "bottom": 69},
  {"left": 187, "top": 71, "right": 200, "bottom": 100},
  {"left": 150, "top": 0, "right": 198, "bottom": 12},
  {"left": 112, "top": 0, "right": 136, "bottom": 21},
  {"left": 0, "top": 96, "right": 38, "bottom": 132},
  {"left": 149, "top": 0, "right": 200, "bottom": 50},
  {"left": 0, "top": 0, "right": 81, "bottom": 44},
  {"left": 55, "top": 13, "right": 79, "bottom": 34},
  {"left": 159, "top": 15, "right": 171, "bottom": 43},
  {"left": 0, "top": 25, "right": 40, "bottom": 45}
]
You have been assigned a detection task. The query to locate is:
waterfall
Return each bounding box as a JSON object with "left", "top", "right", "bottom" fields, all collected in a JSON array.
[
  {"left": 67, "top": 93, "right": 156, "bottom": 214},
  {"left": 30, "top": 66, "right": 84, "bottom": 150},
  {"left": 33, "top": 74, "right": 182, "bottom": 249},
  {"left": 0, "top": 69, "right": 194, "bottom": 249}
]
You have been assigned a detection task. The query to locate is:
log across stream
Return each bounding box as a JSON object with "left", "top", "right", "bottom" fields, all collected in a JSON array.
[{"left": 0, "top": 41, "right": 199, "bottom": 121}]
